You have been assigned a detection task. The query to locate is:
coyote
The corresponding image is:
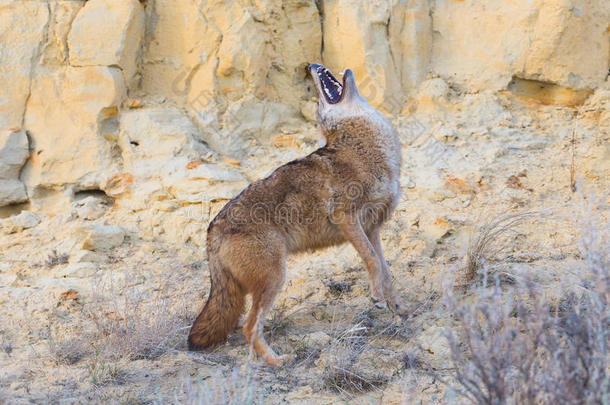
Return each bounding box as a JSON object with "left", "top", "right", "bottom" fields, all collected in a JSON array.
[{"left": 188, "top": 64, "right": 408, "bottom": 366}]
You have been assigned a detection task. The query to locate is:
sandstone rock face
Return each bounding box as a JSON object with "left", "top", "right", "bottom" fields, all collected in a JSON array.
[
  {"left": 322, "top": 0, "right": 401, "bottom": 111},
  {"left": 0, "top": 211, "right": 40, "bottom": 234},
  {"left": 141, "top": 0, "right": 321, "bottom": 157},
  {"left": 0, "top": 179, "right": 28, "bottom": 207},
  {"left": 166, "top": 163, "right": 248, "bottom": 204},
  {"left": 432, "top": 0, "right": 610, "bottom": 91},
  {"left": 0, "top": 129, "right": 29, "bottom": 205},
  {"left": 0, "top": 0, "right": 607, "bottom": 223},
  {"left": 22, "top": 66, "right": 126, "bottom": 196},
  {"left": 68, "top": 0, "right": 145, "bottom": 89},
  {"left": 73, "top": 223, "right": 125, "bottom": 251},
  {"left": 322, "top": 0, "right": 431, "bottom": 113},
  {"left": 116, "top": 107, "right": 247, "bottom": 210},
  {"left": 0, "top": 1, "right": 49, "bottom": 130}
]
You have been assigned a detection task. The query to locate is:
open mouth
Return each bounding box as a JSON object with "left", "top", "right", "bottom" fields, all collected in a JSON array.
[{"left": 310, "top": 64, "right": 343, "bottom": 104}]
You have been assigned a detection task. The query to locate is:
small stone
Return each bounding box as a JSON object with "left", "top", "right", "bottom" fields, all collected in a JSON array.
[
  {"left": 445, "top": 174, "right": 473, "bottom": 194},
  {"left": 72, "top": 196, "right": 108, "bottom": 220},
  {"left": 418, "top": 325, "right": 450, "bottom": 358},
  {"left": 186, "top": 160, "right": 203, "bottom": 170},
  {"left": 220, "top": 157, "right": 241, "bottom": 166},
  {"left": 104, "top": 173, "right": 134, "bottom": 197},
  {"left": 127, "top": 99, "right": 143, "bottom": 109},
  {"left": 73, "top": 223, "right": 125, "bottom": 251},
  {"left": 419, "top": 78, "right": 450, "bottom": 103},
  {"left": 427, "top": 216, "right": 455, "bottom": 241},
  {"left": 56, "top": 263, "right": 98, "bottom": 278},
  {"left": 69, "top": 250, "right": 104, "bottom": 263},
  {"left": 0, "top": 273, "right": 18, "bottom": 287},
  {"left": 272, "top": 134, "right": 299, "bottom": 148},
  {"left": 407, "top": 212, "right": 421, "bottom": 227},
  {"left": 305, "top": 331, "right": 331, "bottom": 349},
  {"left": 0, "top": 211, "right": 41, "bottom": 234}
]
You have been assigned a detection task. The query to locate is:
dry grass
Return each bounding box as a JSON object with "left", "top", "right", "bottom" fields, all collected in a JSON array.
[
  {"left": 321, "top": 315, "right": 393, "bottom": 396},
  {"left": 82, "top": 271, "right": 192, "bottom": 362},
  {"left": 44, "top": 268, "right": 194, "bottom": 392},
  {"left": 45, "top": 249, "right": 69, "bottom": 268},
  {"left": 465, "top": 210, "right": 540, "bottom": 281},
  {"left": 163, "top": 365, "right": 265, "bottom": 404},
  {"left": 47, "top": 334, "right": 90, "bottom": 365},
  {"left": 86, "top": 356, "right": 128, "bottom": 387}
]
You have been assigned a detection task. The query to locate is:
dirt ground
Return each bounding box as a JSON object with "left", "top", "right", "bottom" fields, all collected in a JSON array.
[{"left": 1, "top": 87, "right": 608, "bottom": 404}]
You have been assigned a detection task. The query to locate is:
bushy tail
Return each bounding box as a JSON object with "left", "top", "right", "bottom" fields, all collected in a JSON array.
[{"left": 188, "top": 254, "right": 245, "bottom": 349}]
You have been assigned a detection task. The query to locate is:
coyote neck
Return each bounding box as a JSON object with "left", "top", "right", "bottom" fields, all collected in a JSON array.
[{"left": 325, "top": 116, "right": 402, "bottom": 179}]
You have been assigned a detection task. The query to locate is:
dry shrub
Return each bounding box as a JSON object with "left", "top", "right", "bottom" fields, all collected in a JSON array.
[
  {"left": 443, "top": 203, "right": 609, "bottom": 404},
  {"left": 267, "top": 304, "right": 293, "bottom": 339},
  {"left": 0, "top": 326, "right": 15, "bottom": 357},
  {"left": 443, "top": 275, "right": 607, "bottom": 404},
  {"left": 48, "top": 334, "right": 90, "bottom": 365}
]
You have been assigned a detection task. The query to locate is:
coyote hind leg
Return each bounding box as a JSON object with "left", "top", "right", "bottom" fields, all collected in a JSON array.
[
  {"left": 224, "top": 234, "right": 287, "bottom": 367},
  {"left": 242, "top": 263, "right": 285, "bottom": 366}
]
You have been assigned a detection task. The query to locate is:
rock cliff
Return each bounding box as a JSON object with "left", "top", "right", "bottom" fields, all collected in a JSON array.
[{"left": 1, "top": 0, "right": 607, "bottom": 217}]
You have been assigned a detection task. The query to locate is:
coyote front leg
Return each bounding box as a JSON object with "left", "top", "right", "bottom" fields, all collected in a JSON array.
[
  {"left": 338, "top": 216, "right": 406, "bottom": 313},
  {"left": 367, "top": 226, "right": 410, "bottom": 316}
]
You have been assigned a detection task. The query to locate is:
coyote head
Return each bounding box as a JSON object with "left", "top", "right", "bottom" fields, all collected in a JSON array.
[{"left": 308, "top": 64, "right": 387, "bottom": 145}]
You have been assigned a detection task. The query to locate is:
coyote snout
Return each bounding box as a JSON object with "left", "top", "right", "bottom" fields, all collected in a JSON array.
[{"left": 188, "top": 64, "right": 408, "bottom": 366}]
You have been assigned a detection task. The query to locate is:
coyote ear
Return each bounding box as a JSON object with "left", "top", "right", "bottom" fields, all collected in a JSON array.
[{"left": 342, "top": 69, "right": 360, "bottom": 100}]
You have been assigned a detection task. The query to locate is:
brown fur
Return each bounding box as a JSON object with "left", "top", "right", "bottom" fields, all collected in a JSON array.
[{"left": 188, "top": 65, "right": 409, "bottom": 366}]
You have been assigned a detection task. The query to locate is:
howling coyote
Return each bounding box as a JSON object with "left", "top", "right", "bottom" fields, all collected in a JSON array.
[{"left": 188, "top": 64, "right": 408, "bottom": 366}]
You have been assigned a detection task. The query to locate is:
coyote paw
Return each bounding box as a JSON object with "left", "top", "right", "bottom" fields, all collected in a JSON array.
[
  {"left": 370, "top": 295, "right": 386, "bottom": 309},
  {"left": 387, "top": 296, "right": 411, "bottom": 318},
  {"left": 264, "top": 353, "right": 292, "bottom": 367}
]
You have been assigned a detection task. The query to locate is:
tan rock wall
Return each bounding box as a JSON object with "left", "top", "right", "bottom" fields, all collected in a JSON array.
[
  {"left": 0, "top": 0, "right": 49, "bottom": 129},
  {"left": 68, "top": 0, "right": 145, "bottom": 90},
  {"left": 431, "top": 0, "right": 610, "bottom": 91},
  {"left": 0, "top": 0, "right": 608, "bottom": 209}
]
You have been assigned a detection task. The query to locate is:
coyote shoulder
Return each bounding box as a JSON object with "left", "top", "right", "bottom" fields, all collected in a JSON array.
[{"left": 188, "top": 64, "right": 408, "bottom": 366}]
